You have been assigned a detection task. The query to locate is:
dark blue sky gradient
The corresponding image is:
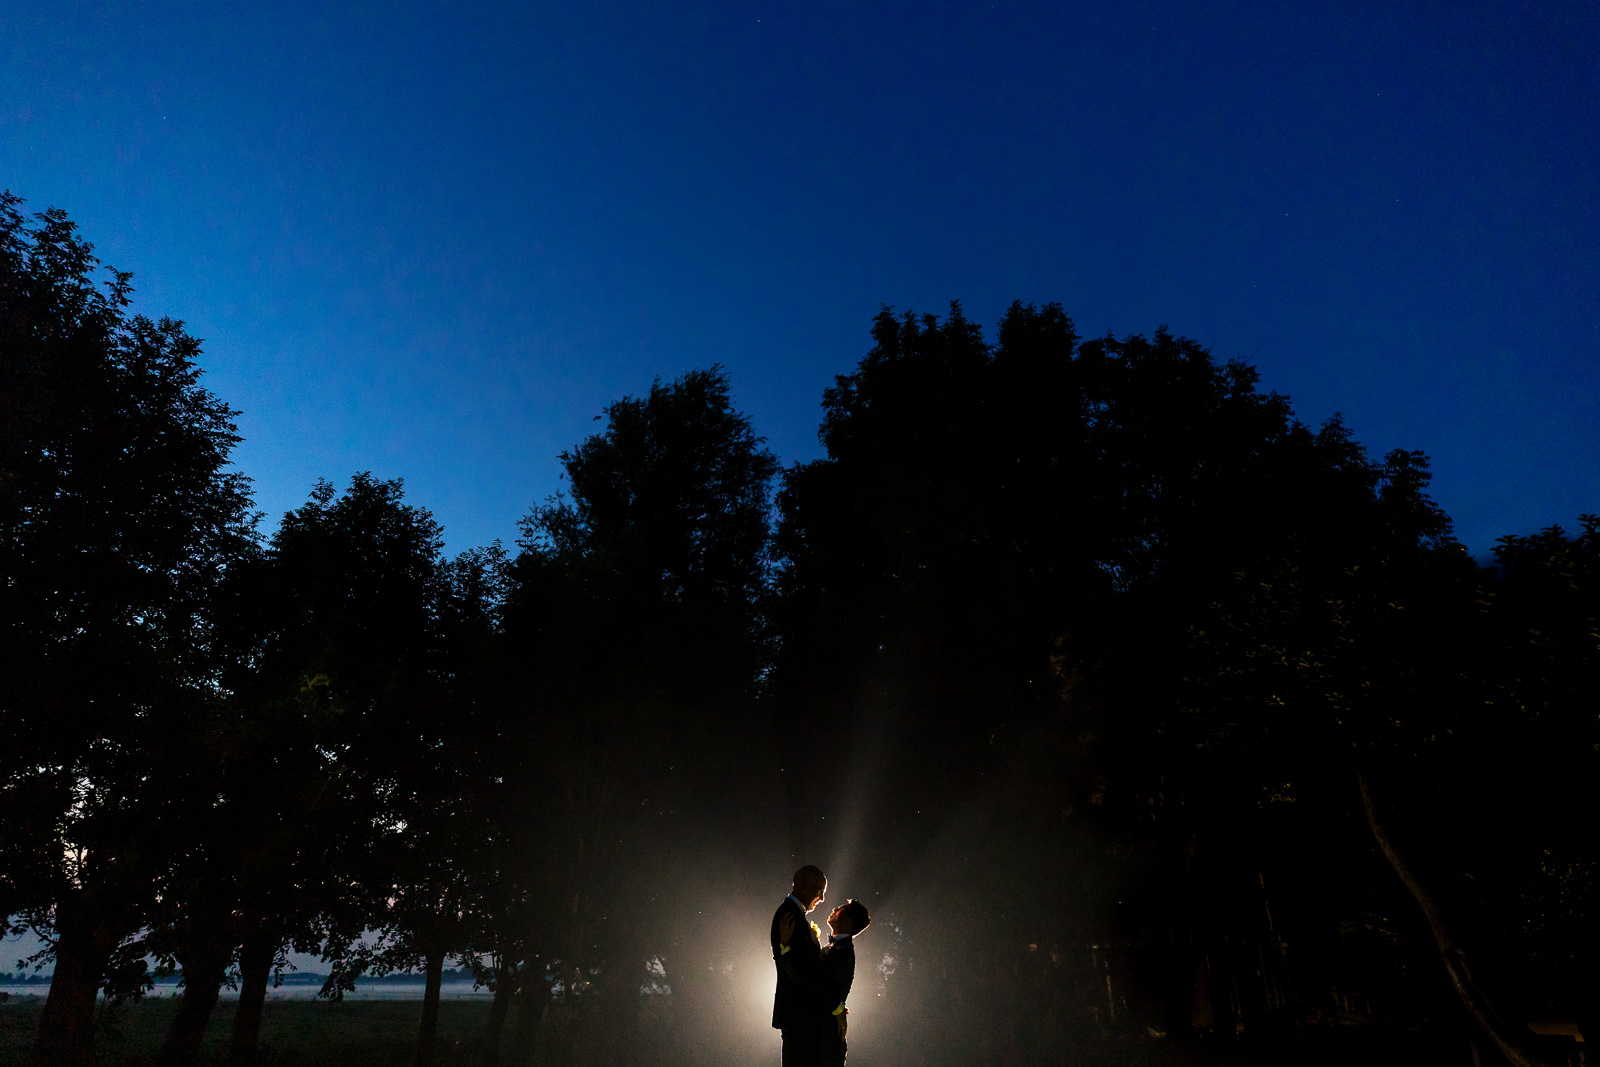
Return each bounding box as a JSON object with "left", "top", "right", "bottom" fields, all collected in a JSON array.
[{"left": 3, "top": 0, "right": 1596, "bottom": 557}]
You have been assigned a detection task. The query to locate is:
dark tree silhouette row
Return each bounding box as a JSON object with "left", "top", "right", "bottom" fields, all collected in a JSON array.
[{"left": 3, "top": 195, "right": 1595, "bottom": 1067}]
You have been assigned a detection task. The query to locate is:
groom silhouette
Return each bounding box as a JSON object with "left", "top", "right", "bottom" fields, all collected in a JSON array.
[{"left": 771, "top": 865, "right": 829, "bottom": 1066}]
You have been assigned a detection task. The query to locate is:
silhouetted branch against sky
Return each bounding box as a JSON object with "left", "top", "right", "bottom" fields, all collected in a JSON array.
[{"left": 2, "top": 0, "right": 1594, "bottom": 555}]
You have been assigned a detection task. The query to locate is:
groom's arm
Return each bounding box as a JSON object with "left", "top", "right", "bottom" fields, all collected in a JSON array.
[
  {"left": 775, "top": 932, "right": 824, "bottom": 984},
  {"left": 781, "top": 940, "right": 850, "bottom": 1019},
  {"left": 779, "top": 948, "right": 840, "bottom": 1019},
  {"left": 774, "top": 908, "right": 824, "bottom": 979},
  {"left": 819, "top": 946, "right": 854, "bottom": 1018}
]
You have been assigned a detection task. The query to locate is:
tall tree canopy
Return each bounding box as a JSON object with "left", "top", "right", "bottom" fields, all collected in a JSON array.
[
  {"left": 502, "top": 365, "right": 780, "bottom": 1052},
  {"left": 770, "top": 301, "right": 1462, "bottom": 1052},
  {"left": 0, "top": 192, "right": 257, "bottom": 1067},
  {"left": 773, "top": 302, "right": 1451, "bottom": 825},
  {"left": 5, "top": 192, "right": 1592, "bottom": 1066},
  {"left": 527, "top": 363, "right": 778, "bottom": 693}
]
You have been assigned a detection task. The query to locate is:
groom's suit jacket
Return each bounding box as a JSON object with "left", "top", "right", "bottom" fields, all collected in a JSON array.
[{"left": 771, "top": 895, "right": 826, "bottom": 1033}]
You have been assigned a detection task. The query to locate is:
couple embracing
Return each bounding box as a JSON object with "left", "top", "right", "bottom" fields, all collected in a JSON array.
[{"left": 771, "top": 865, "right": 871, "bottom": 1067}]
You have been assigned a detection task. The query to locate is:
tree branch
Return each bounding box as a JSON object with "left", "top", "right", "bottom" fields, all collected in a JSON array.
[{"left": 1355, "top": 762, "right": 1547, "bottom": 1067}]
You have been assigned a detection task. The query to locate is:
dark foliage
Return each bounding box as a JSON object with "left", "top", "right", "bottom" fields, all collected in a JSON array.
[
  {"left": 0, "top": 191, "right": 257, "bottom": 1066},
  {"left": 4, "top": 198, "right": 1594, "bottom": 1066}
]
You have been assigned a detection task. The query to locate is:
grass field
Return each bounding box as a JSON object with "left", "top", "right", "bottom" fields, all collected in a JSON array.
[
  {"left": 1, "top": 993, "right": 1512, "bottom": 1067},
  {"left": 0, "top": 995, "right": 498, "bottom": 1067}
]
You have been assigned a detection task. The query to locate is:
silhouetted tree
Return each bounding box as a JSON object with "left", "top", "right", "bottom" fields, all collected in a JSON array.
[
  {"left": 1497, "top": 520, "right": 1600, "bottom": 1046},
  {"left": 142, "top": 688, "right": 263, "bottom": 1067},
  {"left": 0, "top": 192, "right": 257, "bottom": 1067},
  {"left": 373, "top": 542, "right": 511, "bottom": 1067},
  {"left": 1190, "top": 486, "right": 1597, "bottom": 1066},
  {"left": 440, "top": 542, "right": 573, "bottom": 1065},
  {"left": 503, "top": 364, "right": 779, "bottom": 1057},
  {"left": 210, "top": 474, "right": 457, "bottom": 1063},
  {"left": 9, "top": 183, "right": 1587, "bottom": 1067},
  {"left": 770, "top": 301, "right": 1461, "bottom": 1056}
]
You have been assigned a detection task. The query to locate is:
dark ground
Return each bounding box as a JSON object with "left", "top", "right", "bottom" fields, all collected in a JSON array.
[
  {"left": 0, "top": 993, "right": 1521, "bottom": 1066},
  {"left": 0, "top": 995, "right": 492, "bottom": 1067}
]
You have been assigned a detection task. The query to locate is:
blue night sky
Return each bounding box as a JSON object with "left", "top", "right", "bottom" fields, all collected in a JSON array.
[{"left": 3, "top": 0, "right": 1596, "bottom": 559}]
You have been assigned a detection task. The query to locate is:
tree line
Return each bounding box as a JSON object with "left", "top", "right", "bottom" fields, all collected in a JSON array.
[{"left": 3, "top": 194, "right": 1595, "bottom": 1067}]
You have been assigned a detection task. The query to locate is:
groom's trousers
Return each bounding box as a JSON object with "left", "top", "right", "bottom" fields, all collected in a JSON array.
[{"left": 781, "top": 1030, "right": 824, "bottom": 1067}]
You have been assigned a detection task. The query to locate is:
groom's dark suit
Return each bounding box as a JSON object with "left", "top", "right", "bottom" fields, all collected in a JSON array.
[{"left": 772, "top": 894, "right": 828, "bottom": 1064}]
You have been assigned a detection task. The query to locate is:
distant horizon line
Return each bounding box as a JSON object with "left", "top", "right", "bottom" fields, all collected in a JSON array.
[{"left": 1, "top": 968, "right": 485, "bottom": 985}]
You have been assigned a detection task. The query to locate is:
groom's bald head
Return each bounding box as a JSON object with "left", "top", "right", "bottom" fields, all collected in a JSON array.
[{"left": 792, "top": 865, "right": 827, "bottom": 910}]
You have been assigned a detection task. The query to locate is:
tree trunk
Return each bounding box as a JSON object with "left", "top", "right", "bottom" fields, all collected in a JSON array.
[
  {"left": 1208, "top": 932, "right": 1240, "bottom": 1041},
  {"left": 28, "top": 895, "right": 119, "bottom": 1067},
  {"left": 484, "top": 969, "right": 517, "bottom": 1065},
  {"left": 503, "top": 977, "right": 551, "bottom": 1067},
  {"left": 1356, "top": 763, "right": 1547, "bottom": 1067},
  {"left": 228, "top": 931, "right": 278, "bottom": 1067},
  {"left": 1160, "top": 830, "right": 1199, "bottom": 1042},
  {"left": 415, "top": 945, "right": 446, "bottom": 1067},
  {"left": 157, "top": 943, "right": 229, "bottom": 1067}
]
